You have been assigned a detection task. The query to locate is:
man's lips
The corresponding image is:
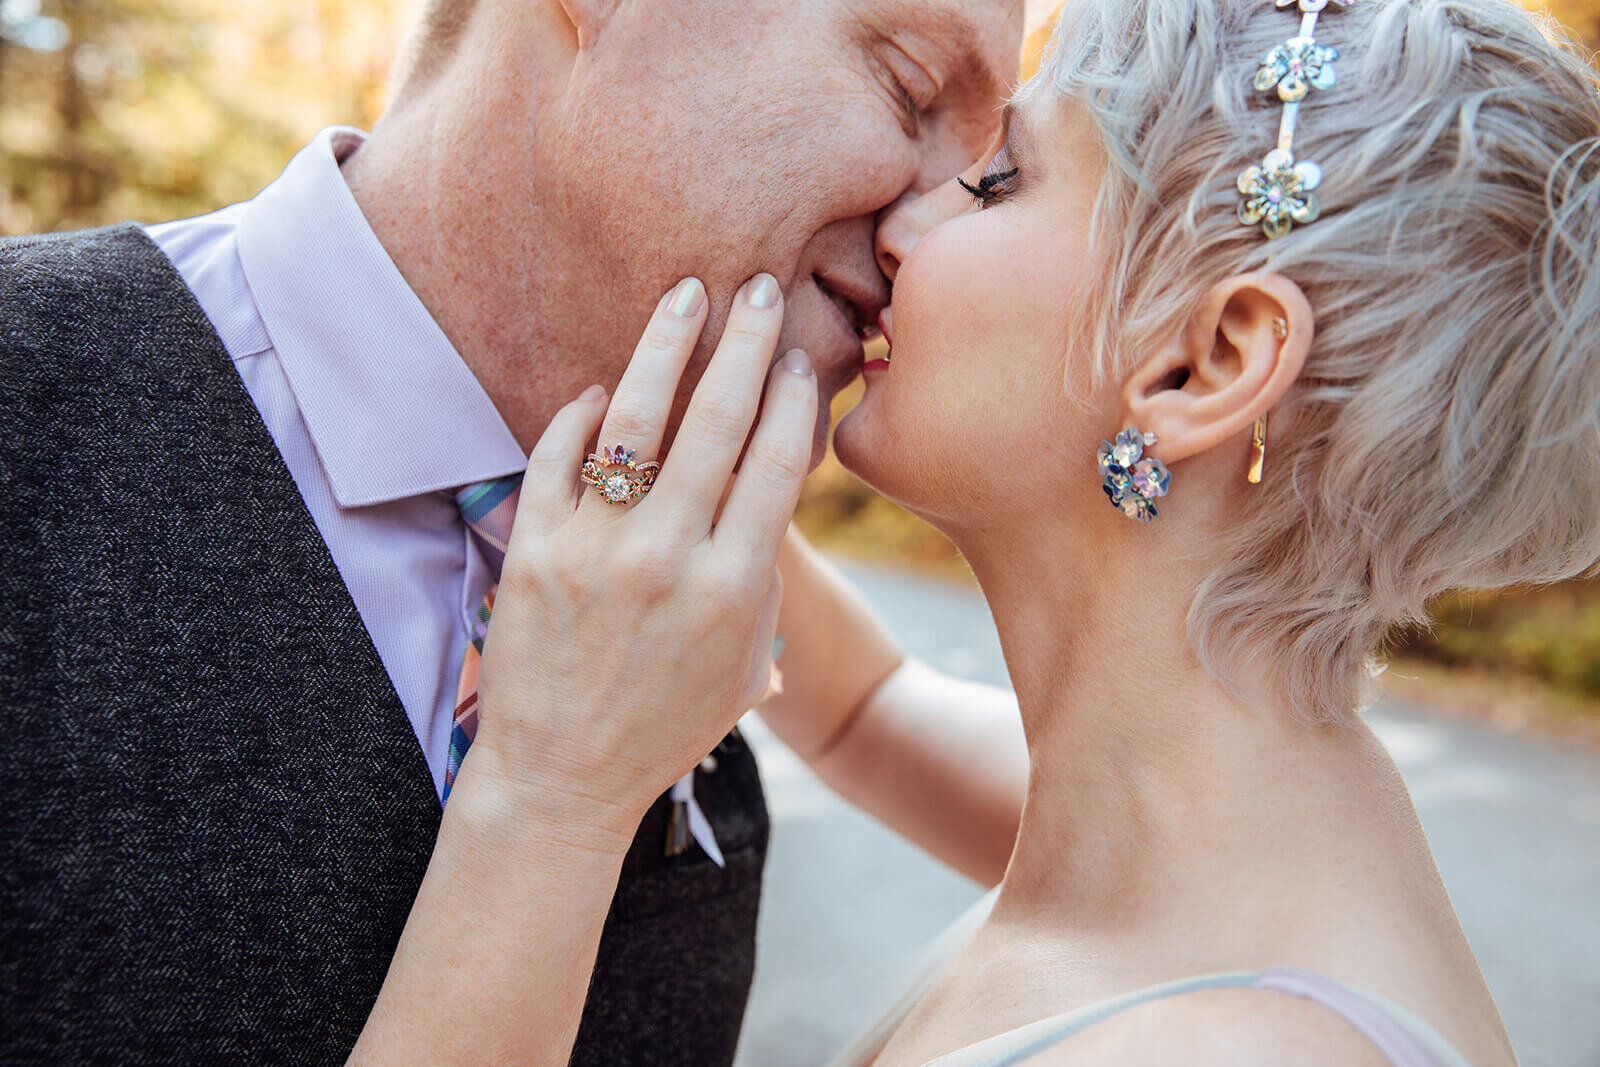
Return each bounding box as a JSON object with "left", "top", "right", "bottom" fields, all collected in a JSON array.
[
  {"left": 814, "top": 274, "right": 885, "bottom": 346},
  {"left": 806, "top": 274, "right": 888, "bottom": 391}
]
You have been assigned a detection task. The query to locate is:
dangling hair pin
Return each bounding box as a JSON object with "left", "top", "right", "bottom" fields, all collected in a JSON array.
[{"left": 1237, "top": 0, "right": 1351, "bottom": 240}]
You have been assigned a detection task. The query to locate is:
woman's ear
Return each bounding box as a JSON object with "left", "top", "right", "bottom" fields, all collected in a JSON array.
[{"left": 1122, "top": 273, "right": 1312, "bottom": 466}]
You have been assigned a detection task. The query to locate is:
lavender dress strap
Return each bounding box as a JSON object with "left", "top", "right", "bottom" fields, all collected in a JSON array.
[
  {"left": 926, "top": 967, "right": 1474, "bottom": 1067},
  {"left": 1256, "top": 967, "right": 1471, "bottom": 1067}
]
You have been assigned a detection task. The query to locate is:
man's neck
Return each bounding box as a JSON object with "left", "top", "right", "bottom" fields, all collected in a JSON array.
[{"left": 339, "top": 39, "right": 593, "bottom": 453}]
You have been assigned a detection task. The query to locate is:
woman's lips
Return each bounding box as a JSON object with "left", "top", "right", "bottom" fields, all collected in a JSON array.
[{"left": 864, "top": 307, "right": 894, "bottom": 374}]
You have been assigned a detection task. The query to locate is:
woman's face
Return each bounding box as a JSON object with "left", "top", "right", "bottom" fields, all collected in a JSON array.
[{"left": 834, "top": 93, "right": 1113, "bottom": 534}]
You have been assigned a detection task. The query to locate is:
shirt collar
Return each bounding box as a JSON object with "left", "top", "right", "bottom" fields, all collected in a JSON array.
[{"left": 235, "top": 127, "right": 527, "bottom": 508}]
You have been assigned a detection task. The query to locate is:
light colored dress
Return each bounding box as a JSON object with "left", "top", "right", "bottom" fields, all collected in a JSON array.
[{"left": 829, "top": 890, "right": 1476, "bottom": 1067}]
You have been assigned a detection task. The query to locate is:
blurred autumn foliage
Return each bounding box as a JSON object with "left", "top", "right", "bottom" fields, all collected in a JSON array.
[
  {"left": 6, "top": 0, "right": 1589, "bottom": 235},
  {"left": 3, "top": 0, "right": 1599, "bottom": 708},
  {"left": 1546, "top": 0, "right": 1600, "bottom": 40},
  {"left": 0, "top": 0, "right": 406, "bottom": 234}
]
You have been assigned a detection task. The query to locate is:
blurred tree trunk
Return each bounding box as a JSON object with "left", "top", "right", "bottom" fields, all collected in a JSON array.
[{"left": 60, "top": 40, "right": 87, "bottom": 217}]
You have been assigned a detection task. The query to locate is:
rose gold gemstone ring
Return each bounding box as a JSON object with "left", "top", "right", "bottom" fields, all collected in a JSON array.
[{"left": 581, "top": 443, "right": 662, "bottom": 505}]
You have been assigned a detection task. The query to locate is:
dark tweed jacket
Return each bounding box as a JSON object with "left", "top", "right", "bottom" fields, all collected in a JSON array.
[{"left": 0, "top": 225, "right": 769, "bottom": 1066}]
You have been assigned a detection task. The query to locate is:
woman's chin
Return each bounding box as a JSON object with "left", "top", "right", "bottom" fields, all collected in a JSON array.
[
  {"left": 831, "top": 404, "right": 880, "bottom": 486},
  {"left": 833, "top": 402, "right": 936, "bottom": 521}
]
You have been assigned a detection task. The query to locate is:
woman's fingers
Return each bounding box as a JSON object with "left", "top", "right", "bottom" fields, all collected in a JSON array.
[
  {"left": 714, "top": 348, "right": 817, "bottom": 568},
  {"left": 651, "top": 274, "right": 786, "bottom": 523},
  {"left": 514, "top": 384, "right": 609, "bottom": 534},
  {"left": 466, "top": 279, "right": 810, "bottom": 826},
  {"left": 590, "top": 277, "right": 708, "bottom": 478}
]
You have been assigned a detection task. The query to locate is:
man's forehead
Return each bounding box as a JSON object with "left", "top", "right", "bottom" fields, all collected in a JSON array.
[
  {"left": 860, "top": 1, "right": 1022, "bottom": 46},
  {"left": 877, "top": 0, "right": 1025, "bottom": 36},
  {"left": 867, "top": 0, "right": 1026, "bottom": 91}
]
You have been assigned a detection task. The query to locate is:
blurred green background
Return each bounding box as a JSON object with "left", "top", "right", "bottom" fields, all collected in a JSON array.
[{"left": 4, "top": 0, "right": 1598, "bottom": 732}]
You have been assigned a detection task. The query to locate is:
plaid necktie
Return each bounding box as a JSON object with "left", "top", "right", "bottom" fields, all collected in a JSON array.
[
  {"left": 441, "top": 475, "right": 724, "bottom": 867},
  {"left": 443, "top": 475, "right": 523, "bottom": 804}
]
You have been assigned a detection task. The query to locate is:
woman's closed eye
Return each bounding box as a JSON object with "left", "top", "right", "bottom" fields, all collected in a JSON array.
[{"left": 958, "top": 145, "right": 1019, "bottom": 208}]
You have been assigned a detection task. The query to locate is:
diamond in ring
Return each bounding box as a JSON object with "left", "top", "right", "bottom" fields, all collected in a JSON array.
[{"left": 603, "top": 472, "right": 635, "bottom": 503}]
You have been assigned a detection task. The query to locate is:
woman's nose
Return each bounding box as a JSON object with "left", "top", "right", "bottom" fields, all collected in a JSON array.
[{"left": 874, "top": 173, "right": 980, "bottom": 283}]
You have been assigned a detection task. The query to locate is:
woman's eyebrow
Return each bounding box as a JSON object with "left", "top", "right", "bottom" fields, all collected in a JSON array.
[{"left": 998, "top": 103, "right": 1033, "bottom": 170}]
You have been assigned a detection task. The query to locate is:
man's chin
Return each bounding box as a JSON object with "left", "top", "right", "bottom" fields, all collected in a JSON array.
[
  {"left": 807, "top": 407, "right": 833, "bottom": 472},
  {"left": 802, "top": 368, "right": 852, "bottom": 471}
]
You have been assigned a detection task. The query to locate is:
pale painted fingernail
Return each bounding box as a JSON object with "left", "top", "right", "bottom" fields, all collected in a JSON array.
[
  {"left": 747, "top": 273, "right": 780, "bottom": 309},
  {"left": 781, "top": 348, "right": 812, "bottom": 376},
  {"left": 670, "top": 277, "right": 706, "bottom": 317},
  {"left": 580, "top": 384, "right": 605, "bottom": 403}
]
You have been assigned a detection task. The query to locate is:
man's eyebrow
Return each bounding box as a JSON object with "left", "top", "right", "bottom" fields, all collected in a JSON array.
[{"left": 909, "top": 7, "right": 1012, "bottom": 105}]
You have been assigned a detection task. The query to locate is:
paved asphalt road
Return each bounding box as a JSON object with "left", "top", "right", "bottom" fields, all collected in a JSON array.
[{"left": 732, "top": 559, "right": 1600, "bottom": 1067}]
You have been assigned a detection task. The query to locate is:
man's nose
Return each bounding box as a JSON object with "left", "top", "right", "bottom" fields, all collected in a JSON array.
[{"left": 874, "top": 180, "right": 970, "bottom": 283}]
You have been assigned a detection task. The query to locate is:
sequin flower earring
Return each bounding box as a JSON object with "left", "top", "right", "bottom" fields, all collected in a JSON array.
[{"left": 1098, "top": 428, "right": 1171, "bottom": 523}]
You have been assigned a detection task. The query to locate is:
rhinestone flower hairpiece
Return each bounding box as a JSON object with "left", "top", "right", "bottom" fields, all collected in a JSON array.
[{"left": 1237, "top": 0, "right": 1351, "bottom": 240}]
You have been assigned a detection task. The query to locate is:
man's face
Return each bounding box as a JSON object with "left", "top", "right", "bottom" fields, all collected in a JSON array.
[{"left": 540, "top": 0, "right": 1024, "bottom": 464}]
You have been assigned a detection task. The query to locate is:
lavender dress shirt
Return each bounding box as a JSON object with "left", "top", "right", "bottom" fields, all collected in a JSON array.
[
  {"left": 148, "top": 127, "right": 537, "bottom": 803},
  {"left": 148, "top": 129, "right": 722, "bottom": 861}
]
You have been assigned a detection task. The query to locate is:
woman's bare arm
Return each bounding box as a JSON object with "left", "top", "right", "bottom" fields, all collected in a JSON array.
[{"left": 758, "top": 529, "right": 1029, "bottom": 886}]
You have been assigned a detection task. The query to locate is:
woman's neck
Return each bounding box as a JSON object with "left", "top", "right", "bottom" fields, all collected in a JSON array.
[{"left": 959, "top": 525, "right": 1413, "bottom": 940}]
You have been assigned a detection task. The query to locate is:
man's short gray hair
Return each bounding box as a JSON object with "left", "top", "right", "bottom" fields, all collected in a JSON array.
[{"left": 1025, "top": 0, "right": 1600, "bottom": 720}]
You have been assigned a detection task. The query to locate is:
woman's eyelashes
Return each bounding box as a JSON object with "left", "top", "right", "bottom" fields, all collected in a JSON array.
[{"left": 958, "top": 146, "right": 1019, "bottom": 207}]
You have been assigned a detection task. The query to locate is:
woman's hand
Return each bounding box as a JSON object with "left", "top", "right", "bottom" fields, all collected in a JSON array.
[
  {"left": 352, "top": 273, "right": 814, "bottom": 1066},
  {"left": 466, "top": 273, "right": 818, "bottom": 831}
]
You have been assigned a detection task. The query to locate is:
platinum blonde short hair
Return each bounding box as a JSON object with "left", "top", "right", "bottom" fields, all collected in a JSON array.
[{"left": 1024, "top": 0, "right": 1600, "bottom": 720}]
